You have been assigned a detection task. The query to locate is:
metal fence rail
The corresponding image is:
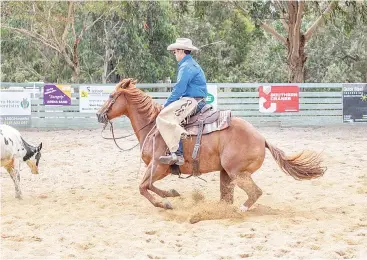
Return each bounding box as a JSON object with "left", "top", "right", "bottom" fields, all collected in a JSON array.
[{"left": 1, "top": 83, "right": 346, "bottom": 128}]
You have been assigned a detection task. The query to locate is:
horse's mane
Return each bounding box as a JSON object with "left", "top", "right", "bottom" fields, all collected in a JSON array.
[{"left": 121, "top": 83, "right": 162, "bottom": 122}]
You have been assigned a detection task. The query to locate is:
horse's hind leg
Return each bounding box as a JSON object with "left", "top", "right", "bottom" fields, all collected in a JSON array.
[
  {"left": 231, "top": 172, "right": 262, "bottom": 212},
  {"left": 220, "top": 169, "right": 234, "bottom": 204}
]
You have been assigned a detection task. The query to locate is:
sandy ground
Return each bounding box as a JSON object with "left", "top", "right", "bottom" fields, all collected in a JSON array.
[{"left": 1, "top": 125, "right": 367, "bottom": 259}]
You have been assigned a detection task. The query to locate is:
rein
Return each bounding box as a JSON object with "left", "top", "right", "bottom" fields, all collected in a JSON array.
[
  {"left": 100, "top": 90, "right": 156, "bottom": 151},
  {"left": 101, "top": 119, "right": 155, "bottom": 152}
]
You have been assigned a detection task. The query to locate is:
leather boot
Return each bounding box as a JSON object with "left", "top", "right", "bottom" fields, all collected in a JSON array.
[{"left": 159, "top": 152, "right": 184, "bottom": 165}]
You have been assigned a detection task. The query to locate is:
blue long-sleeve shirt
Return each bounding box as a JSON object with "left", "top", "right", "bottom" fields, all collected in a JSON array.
[{"left": 164, "top": 55, "right": 207, "bottom": 107}]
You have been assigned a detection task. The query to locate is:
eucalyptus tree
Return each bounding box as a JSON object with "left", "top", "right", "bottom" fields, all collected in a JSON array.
[
  {"left": 193, "top": 0, "right": 366, "bottom": 83},
  {"left": 2, "top": 1, "right": 105, "bottom": 83}
]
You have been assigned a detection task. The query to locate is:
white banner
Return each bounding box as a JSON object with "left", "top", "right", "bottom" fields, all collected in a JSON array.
[
  {"left": 0, "top": 92, "right": 31, "bottom": 126},
  {"left": 79, "top": 86, "right": 115, "bottom": 113},
  {"left": 79, "top": 84, "right": 218, "bottom": 113},
  {"left": 207, "top": 84, "right": 217, "bottom": 110},
  {"left": 0, "top": 92, "right": 31, "bottom": 115}
]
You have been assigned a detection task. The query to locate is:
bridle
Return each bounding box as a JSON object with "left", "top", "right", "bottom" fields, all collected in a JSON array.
[
  {"left": 98, "top": 90, "right": 124, "bottom": 125},
  {"left": 100, "top": 91, "right": 155, "bottom": 151}
]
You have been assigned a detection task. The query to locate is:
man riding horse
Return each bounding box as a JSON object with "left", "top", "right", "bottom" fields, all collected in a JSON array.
[
  {"left": 96, "top": 41, "right": 325, "bottom": 211},
  {"left": 157, "top": 38, "right": 208, "bottom": 166}
]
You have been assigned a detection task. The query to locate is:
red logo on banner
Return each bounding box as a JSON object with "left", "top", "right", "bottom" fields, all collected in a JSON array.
[{"left": 259, "top": 86, "right": 299, "bottom": 113}]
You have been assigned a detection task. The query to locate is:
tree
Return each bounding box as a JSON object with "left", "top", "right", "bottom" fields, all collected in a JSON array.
[
  {"left": 114, "top": 1, "right": 177, "bottom": 83},
  {"left": 86, "top": 2, "right": 127, "bottom": 83},
  {"left": 229, "top": 0, "right": 366, "bottom": 83},
  {"left": 1, "top": 1, "right": 365, "bottom": 84},
  {"left": 306, "top": 18, "right": 367, "bottom": 82},
  {"left": 2, "top": 1, "right": 103, "bottom": 83},
  {"left": 174, "top": 1, "right": 255, "bottom": 82}
]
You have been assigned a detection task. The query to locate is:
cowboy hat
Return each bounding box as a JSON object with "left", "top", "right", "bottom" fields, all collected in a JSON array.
[{"left": 167, "top": 38, "right": 199, "bottom": 51}]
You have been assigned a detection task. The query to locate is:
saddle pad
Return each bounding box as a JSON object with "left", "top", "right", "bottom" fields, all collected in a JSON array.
[{"left": 185, "top": 110, "right": 232, "bottom": 136}]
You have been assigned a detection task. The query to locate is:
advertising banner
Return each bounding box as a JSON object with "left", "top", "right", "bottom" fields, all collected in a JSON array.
[
  {"left": 343, "top": 83, "right": 367, "bottom": 122},
  {"left": 79, "top": 85, "right": 115, "bottom": 113},
  {"left": 259, "top": 85, "right": 299, "bottom": 113},
  {"left": 43, "top": 84, "right": 72, "bottom": 105},
  {"left": 0, "top": 92, "right": 31, "bottom": 126},
  {"left": 206, "top": 84, "right": 217, "bottom": 110}
]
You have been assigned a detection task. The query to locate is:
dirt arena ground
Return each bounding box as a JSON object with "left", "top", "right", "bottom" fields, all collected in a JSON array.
[{"left": 1, "top": 125, "right": 366, "bottom": 259}]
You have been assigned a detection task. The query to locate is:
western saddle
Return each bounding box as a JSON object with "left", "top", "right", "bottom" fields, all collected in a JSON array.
[{"left": 171, "top": 104, "right": 232, "bottom": 177}]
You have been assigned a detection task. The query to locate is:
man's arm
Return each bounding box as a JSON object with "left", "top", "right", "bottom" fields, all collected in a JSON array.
[{"left": 164, "top": 66, "right": 191, "bottom": 107}]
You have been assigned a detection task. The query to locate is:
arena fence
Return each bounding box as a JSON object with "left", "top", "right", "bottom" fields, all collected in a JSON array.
[{"left": 0, "top": 82, "right": 348, "bottom": 128}]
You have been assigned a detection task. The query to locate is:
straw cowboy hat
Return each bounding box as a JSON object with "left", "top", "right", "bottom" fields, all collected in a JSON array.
[{"left": 167, "top": 38, "right": 199, "bottom": 51}]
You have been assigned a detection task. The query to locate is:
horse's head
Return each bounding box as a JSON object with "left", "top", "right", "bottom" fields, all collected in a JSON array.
[
  {"left": 24, "top": 142, "right": 43, "bottom": 174},
  {"left": 96, "top": 78, "right": 137, "bottom": 124}
]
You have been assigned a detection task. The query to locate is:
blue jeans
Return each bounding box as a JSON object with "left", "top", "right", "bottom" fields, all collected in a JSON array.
[{"left": 176, "top": 100, "right": 206, "bottom": 156}]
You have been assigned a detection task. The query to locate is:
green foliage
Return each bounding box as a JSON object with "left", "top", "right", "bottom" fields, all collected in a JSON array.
[
  {"left": 1, "top": 1, "right": 366, "bottom": 83},
  {"left": 306, "top": 16, "right": 367, "bottom": 83}
]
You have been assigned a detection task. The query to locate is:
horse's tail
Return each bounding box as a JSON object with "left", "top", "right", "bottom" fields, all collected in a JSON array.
[{"left": 265, "top": 141, "right": 326, "bottom": 180}]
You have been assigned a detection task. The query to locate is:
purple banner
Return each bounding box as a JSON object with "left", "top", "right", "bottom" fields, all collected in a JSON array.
[{"left": 43, "top": 85, "right": 71, "bottom": 105}]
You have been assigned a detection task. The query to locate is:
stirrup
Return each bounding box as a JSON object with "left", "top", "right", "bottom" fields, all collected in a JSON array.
[
  {"left": 159, "top": 153, "right": 184, "bottom": 165},
  {"left": 175, "top": 154, "right": 184, "bottom": 166}
]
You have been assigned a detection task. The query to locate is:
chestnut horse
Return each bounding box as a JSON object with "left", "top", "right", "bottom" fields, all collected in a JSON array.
[{"left": 97, "top": 79, "right": 325, "bottom": 211}]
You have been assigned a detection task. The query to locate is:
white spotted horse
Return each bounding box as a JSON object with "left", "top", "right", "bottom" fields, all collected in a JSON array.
[{"left": 1, "top": 124, "right": 42, "bottom": 199}]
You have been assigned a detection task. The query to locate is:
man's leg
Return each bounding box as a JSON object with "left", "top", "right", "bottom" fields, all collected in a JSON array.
[
  {"left": 174, "top": 139, "right": 184, "bottom": 165},
  {"left": 162, "top": 101, "right": 205, "bottom": 166},
  {"left": 158, "top": 98, "right": 197, "bottom": 166},
  {"left": 176, "top": 140, "right": 183, "bottom": 156}
]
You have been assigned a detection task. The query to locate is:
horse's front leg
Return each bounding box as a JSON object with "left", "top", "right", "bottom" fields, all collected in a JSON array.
[
  {"left": 150, "top": 184, "right": 180, "bottom": 198},
  {"left": 4, "top": 159, "right": 22, "bottom": 199},
  {"left": 148, "top": 164, "right": 180, "bottom": 198},
  {"left": 139, "top": 161, "right": 174, "bottom": 209}
]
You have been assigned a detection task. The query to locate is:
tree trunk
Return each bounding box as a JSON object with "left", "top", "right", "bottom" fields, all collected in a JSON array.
[
  {"left": 287, "top": 35, "right": 307, "bottom": 83},
  {"left": 234, "top": 1, "right": 336, "bottom": 83},
  {"left": 287, "top": 1, "right": 306, "bottom": 83},
  {"left": 102, "top": 61, "right": 108, "bottom": 84},
  {"left": 71, "top": 66, "right": 80, "bottom": 83},
  {"left": 102, "top": 48, "right": 113, "bottom": 83}
]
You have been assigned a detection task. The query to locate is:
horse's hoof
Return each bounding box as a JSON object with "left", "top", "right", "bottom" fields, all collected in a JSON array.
[
  {"left": 164, "top": 201, "right": 173, "bottom": 210},
  {"left": 170, "top": 189, "right": 180, "bottom": 197},
  {"left": 15, "top": 195, "right": 23, "bottom": 200}
]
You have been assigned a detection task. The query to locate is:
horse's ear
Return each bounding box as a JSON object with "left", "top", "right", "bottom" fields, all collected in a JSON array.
[
  {"left": 38, "top": 142, "right": 42, "bottom": 152},
  {"left": 116, "top": 79, "right": 131, "bottom": 89},
  {"left": 124, "top": 78, "right": 137, "bottom": 88},
  {"left": 122, "top": 79, "right": 131, "bottom": 89}
]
